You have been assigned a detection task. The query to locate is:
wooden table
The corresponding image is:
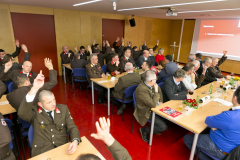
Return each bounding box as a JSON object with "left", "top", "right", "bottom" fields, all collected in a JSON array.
[
  {"left": 91, "top": 70, "right": 144, "bottom": 116},
  {"left": 28, "top": 136, "right": 105, "bottom": 160},
  {"left": 0, "top": 95, "right": 16, "bottom": 115},
  {"left": 62, "top": 63, "right": 72, "bottom": 84},
  {"left": 149, "top": 81, "right": 234, "bottom": 160}
]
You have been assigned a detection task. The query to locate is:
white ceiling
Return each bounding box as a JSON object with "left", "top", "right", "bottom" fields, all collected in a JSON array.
[{"left": 1, "top": 0, "right": 240, "bottom": 19}]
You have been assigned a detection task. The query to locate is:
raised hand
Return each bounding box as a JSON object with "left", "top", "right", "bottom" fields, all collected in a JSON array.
[
  {"left": 106, "top": 40, "right": 110, "bottom": 47},
  {"left": 15, "top": 39, "right": 20, "bottom": 47},
  {"left": 143, "top": 40, "right": 146, "bottom": 46},
  {"left": 68, "top": 53, "right": 71, "bottom": 57},
  {"left": 33, "top": 70, "right": 45, "bottom": 90},
  {"left": 116, "top": 37, "right": 120, "bottom": 42},
  {"left": 93, "top": 38, "right": 96, "bottom": 45},
  {"left": 21, "top": 44, "right": 28, "bottom": 52},
  {"left": 44, "top": 58, "right": 53, "bottom": 70},
  {"left": 103, "top": 40, "right": 106, "bottom": 46},
  {"left": 121, "top": 37, "right": 124, "bottom": 46},
  {"left": 4, "top": 61, "right": 13, "bottom": 73},
  {"left": 223, "top": 50, "right": 227, "bottom": 57},
  {"left": 156, "top": 39, "right": 159, "bottom": 45},
  {"left": 74, "top": 45, "right": 78, "bottom": 52},
  {"left": 87, "top": 45, "right": 92, "bottom": 54}
]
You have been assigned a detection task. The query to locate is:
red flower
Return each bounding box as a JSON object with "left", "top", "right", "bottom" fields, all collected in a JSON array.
[
  {"left": 192, "top": 99, "right": 196, "bottom": 103},
  {"left": 192, "top": 103, "right": 197, "bottom": 107},
  {"left": 111, "top": 72, "right": 116, "bottom": 77},
  {"left": 187, "top": 99, "right": 192, "bottom": 103},
  {"left": 29, "top": 73, "right": 32, "bottom": 77}
]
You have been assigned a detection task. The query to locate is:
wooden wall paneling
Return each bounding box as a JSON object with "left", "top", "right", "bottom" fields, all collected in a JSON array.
[
  {"left": 54, "top": 9, "right": 81, "bottom": 75},
  {"left": 151, "top": 19, "right": 162, "bottom": 53},
  {"left": 124, "top": 16, "right": 140, "bottom": 49},
  {"left": 9, "top": 5, "right": 53, "bottom": 15},
  {"left": 231, "top": 61, "right": 240, "bottom": 74},
  {"left": 101, "top": 13, "right": 127, "bottom": 20},
  {"left": 0, "top": 4, "right": 17, "bottom": 62},
  {"left": 179, "top": 20, "right": 195, "bottom": 63},
  {"left": 144, "top": 19, "right": 153, "bottom": 48},
  {"left": 161, "top": 20, "right": 173, "bottom": 56}
]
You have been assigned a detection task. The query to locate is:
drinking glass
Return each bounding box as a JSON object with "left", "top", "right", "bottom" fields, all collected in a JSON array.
[{"left": 178, "top": 101, "right": 183, "bottom": 112}]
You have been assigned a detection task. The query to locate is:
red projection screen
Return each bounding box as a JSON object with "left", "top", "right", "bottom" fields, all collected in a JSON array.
[{"left": 191, "top": 19, "right": 240, "bottom": 61}]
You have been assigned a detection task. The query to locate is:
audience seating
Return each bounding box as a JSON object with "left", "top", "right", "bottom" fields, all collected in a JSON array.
[
  {"left": 101, "top": 65, "right": 107, "bottom": 73},
  {"left": 27, "top": 125, "right": 34, "bottom": 157},
  {"left": 4, "top": 81, "right": 14, "bottom": 93},
  {"left": 159, "top": 77, "right": 168, "bottom": 83},
  {"left": 158, "top": 82, "right": 164, "bottom": 88},
  {"left": 72, "top": 68, "right": 87, "bottom": 93},
  {"left": 114, "top": 84, "right": 138, "bottom": 122}
]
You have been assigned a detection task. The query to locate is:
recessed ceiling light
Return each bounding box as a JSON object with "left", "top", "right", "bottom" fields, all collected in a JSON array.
[
  {"left": 117, "top": 0, "right": 226, "bottom": 11},
  {"left": 73, "top": 0, "right": 102, "bottom": 6},
  {"left": 178, "top": 8, "right": 240, "bottom": 13}
]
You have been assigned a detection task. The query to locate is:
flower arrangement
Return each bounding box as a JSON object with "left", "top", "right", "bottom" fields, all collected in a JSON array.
[
  {"left": 182, "top": 96, "right": 200, "bottom": 109},
  {"left": 111, "top": 72, "right": 117, "bottom": 77}
]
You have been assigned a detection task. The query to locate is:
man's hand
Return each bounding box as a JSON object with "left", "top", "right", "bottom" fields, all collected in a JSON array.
[
  {"left": 102, "top": 73, "right": 106, "bottom": 78},
  {"left": 68, "top": 53, "right": 71, "bottom": 57},
  {"left": 115, "top": 71, "right": 120, "bottom": 75},
  {"left": 4, "top": 61, "right": 13, "bottom": 73},
  {"left": 202, "top": 65, "right": 208, "bottom": 75},
  {"left": 91, "top": 117, "right": 115, "bottom": 147},
  {"left": 115, "top": 60, "right": 119, "bottom": 66},
  {"left": 156, "top": 39, "right": 159, "bottom": 45},
  {"left": 87, "top": 45, "right": 92, "bottom": 54},
  {"left": 116, "top": 37, "right": 120, "bottom": 42},
  {"left": 121, "top": 37, "right": 124, "bottom": 46},
  {"left": 74, "top": 45, "right": 78, "bottom": 52},
  {"left": 190, "top": 72, "right": 195, "bottom": 80},
  {"left": 44, "top": 58, "right": 53, "bottom": 70},
  {"left": 21, "top": 44, "right": 28, "bottom": 52},
  {"left": 106, "top": 40, "right": 110, "bottom": 47},
  {"left": 103, "top": 40, "right": 106, "bottom": 47},
  {"left": 142, "top": 40, "right": 146, "bottom": 46},
  {"left": 129, "top": 41, "right": 132, "bottom": 46},
  {"left": 187, "top": 95, "right": 193, "bottom": 99},
  {"left": 66, "top": 140, "right": 78, "bottom": 155},
  {"left": 93, "top": 38, "right": 96, "bottom": 45},
  {"left": 223, "top": 50, "right": 227, "bottom": 57},
  {"left": 154, "top": 83, "right": 158, "bottom": 92},
  {"left": 29, "top": 70, "right": 45, "bottom": 95},
  {"left": 15, "top": 39, "right": 20, "bottom": 47}
]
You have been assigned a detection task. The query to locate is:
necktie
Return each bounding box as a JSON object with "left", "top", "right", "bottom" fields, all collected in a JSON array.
[
  {"left": 47, "top": 111, "right": 54, "bottom": 121},
  {"left": 128, "top": 59, "right": 130, "bottom": 62}
]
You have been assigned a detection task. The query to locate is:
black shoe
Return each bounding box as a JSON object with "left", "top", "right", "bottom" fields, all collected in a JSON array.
[
  {"left": 139, "top": 128, "right": 149, "bottom": 143},
  {"left": 117, "top": 105, "right": 125, "bottom": 115},
  {"left": 79, "top": 83, "right": 83, "bottom": 90},
  {"left": 97, "top": 97, "right": 103, "bottom": 104},
  {"left": 69, "top": 80, "right": 72, "bottom": 85}
]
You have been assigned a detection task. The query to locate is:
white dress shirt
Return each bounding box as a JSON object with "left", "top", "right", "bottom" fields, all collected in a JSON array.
[{"left": 182, "top": 74, "right": 197, "bottom": 91}]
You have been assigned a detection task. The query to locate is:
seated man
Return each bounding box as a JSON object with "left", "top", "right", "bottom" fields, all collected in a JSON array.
[
  {"left": 192, "top": 60, "right": 206, "bottom": 88},
  {"left": 0, "top": 39, "right": 21, "bottom": 66},
  {"left": 187, "top": 54, "right": 196, "bottom": 62},
  {"left": 86, "top": 54, "right": 106, "bottom": 104},
  {"left": 196, "top": 53, "right": 203, "bottom": 76},
  {"left": 161, "top": 69, "right": 191, "bottom": 102},
  {"left": 107, "top": 53, "right": 123, "bottom": 74},
  {"left": 18, "top": 75, "right": 81, "bottom": 157},
  {"left": 184, "top": 87, "right": 240, "bottom": 160},
  {"left": 208, "top": 51, "right": 231, "bottom": 80},
  {"left": 165, "top": 55, "right": 178, "bottom": 76},
  {"left": 112, "top": 62, "right": 141, "bottom": 115},
  {"left": 148, "top": 48, "right": 158, "bottom": 66},
  {"left": 155, "top": 48, "right": 165, "bottom": 64},
  {"left": 134, "top": 70, "right": 167, "bottom": 143},
  {"left": 201, "top": 57, "right": 224, "bottom": 86},
  {"left": 60, "top": 45, "right": 74, "bottom": 85},
  {"left": 77, "top": 117, "right": 132, "bottom": 160},
  {"left": 0, "top": 112, "right": 15, "bottom": 160},
  {"left": 77, "top": 46, "right": 90, "bottom": 60},
  {"left": 156, "top": 60, "right": 171, "bottom": 84},
  {"left": 119, "top": 47, "right": 136, "bottom": 71},
  {"left": 141, "top": 61, "right": 152, "bottom": 80},
  {"left": 136, "top": 50, "right": 150, "bottom": 69},
  {"left": 7, "top": 58, "right": 57, "bottom": 111},
  {"left": 182, "top": 63, "right": 197, "bottom": 91},
  {"left": 0, "top": 80, "right": 6, "bottom": 98},
  {"left": 92, "top": 38, "right": 105, "bottom": 54}
]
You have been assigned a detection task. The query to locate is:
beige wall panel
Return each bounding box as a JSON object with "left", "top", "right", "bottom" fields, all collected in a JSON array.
[
  {"left": 161, "top": 20, "right": 172, "bottom": 56},
  {"left": 170, "top": 20, "right": 182, "bottom": 61},
  {"left": 150, "top": 19, "right": 163, "bottom": 52},
  {"left": 0, "top": 7, "right": 17, "bottom": 62},
  {"left": 54, "top": 9, "right": 81, "bottom": 75},
  {"left": 124, "top": 16, "right": 140, "bottom": 48},
  {"left": 101, "top": 13, "right": 127, "bottom": 20},
  {"left": 10, "top": 5, "right": 53, "bottom": 15},
  {"left": 0, "top": 3, "right": 9, "bottom": 9},
  {"left": 179, "top": 20, "right": 195, "bottom": 63}
]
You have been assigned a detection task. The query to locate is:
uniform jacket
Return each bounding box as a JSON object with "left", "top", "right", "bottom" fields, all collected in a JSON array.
[
  {"left": 136, "top": 55, "right": 150, "bottom": 69},
  {"left": 60, "top": 50, "right": 74, "bottom": 64},
  {"left": 86, "top": 63, "right": 103, "bottom": 84},
  {"left": 79, "top": 51, "right": 90, "bottom": 60},
  {"left": 0, "top": 81, "right": 6, "bottom": 99},
  {"left": 119, "top": 56, "right": 136, "bottom": 71},
  {"left": 70, "top": 59, "right": 89, "bottom": 69},
  {"left": 134, "top": 81, "right": 163, "bottom": 126},
  {"left": 208, "top": 55, "right": 227, "bottom": 79},
  {"left": 106, "top": 140, "right": 132, "bottom": 160},
  {"left": 18, "top": 99, "right": 80, "bottom": 157},
  {"left": 194, "top": 71, "right": 206, "bottom": 88},
  {"left": 161, "top": 76, "right": 188, "bottom": 102},
  {"left": 112, "top": 73, "right": 141, "bottom": 100},
  {"left": 107, "top": 61, "right": 123, "bottom": 73},
  {"left": 132, "top": 50, "right": 142, "bottom": 61},
  {"left": 0, "top": 113, "right": 15, "bottom": 160},
  {"left": 0, "top": 46, "right": 21, "bottom": 66},
  {"left": 7, "top": 70, "right": 57, "bottom": 111},
  {"left": 97, "top": 53, "right": 108, "bottom": 67}
]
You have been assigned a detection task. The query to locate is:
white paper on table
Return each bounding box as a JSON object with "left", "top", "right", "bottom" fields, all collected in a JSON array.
[
  {"left": 0, "top": 101, "right": 9, "bottom": 105},
  {"left": 97, "top": 79, "right": 118, "bottom": 84},
  {"left": 213, "top": 98, "right": 233, "bottom": 107}
]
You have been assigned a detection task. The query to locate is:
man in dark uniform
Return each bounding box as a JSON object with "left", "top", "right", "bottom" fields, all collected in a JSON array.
[
  {"left": 60, "top": 45, "right": 74, "bottom": 85},
  {"left": 141, "top": 61, "right": 152, "bottom": 80},
  {"left": 0, "top": 39, "right": 21, "bottom": 66},
  {"left": 0, "top": 80, "right": 7, "bottom": 98},
  {"left": 119, "top": 48, "right": 136, "bottom": 71},
  {"left": 107, "top": 53, "right": 123, "bottom": 74},
  {"left": 86, "top": 54, "right": 106, "bottom": 104},
  {"left": 112, "top": 62, "right": 141, "bottom": 115},
  {"left": 113, "top": 37, "right": 121, "bottom": 54},
  {"left": 0, "top": 112, "right": 15, "bottom": 160},
  {"left": 18, "top": 75, "right": 81, "bottom": 157},
  {"left": 91, "top": 39, "right": 106, "bottom": 54},
  {"left": 76, "top": 45, "right": 90, "bottom": 60}
]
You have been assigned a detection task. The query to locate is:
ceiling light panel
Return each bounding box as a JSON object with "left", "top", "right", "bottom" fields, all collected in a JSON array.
[{"left": 73, "top": 0, "right": 102, "bottom": 6}]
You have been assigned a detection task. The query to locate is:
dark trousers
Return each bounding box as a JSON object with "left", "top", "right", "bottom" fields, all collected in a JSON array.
[
  {"left": 143, "top": 113, "right": 168, "bottom": 134},
  {"left": 65, "top": 68, "right": 72, "bottom": 81},
  {"left": 183, "top": 134, "right": 226, "bottom": 160},
  {"left": 95, "top": 84, "right": 106, "bottom": 101}
]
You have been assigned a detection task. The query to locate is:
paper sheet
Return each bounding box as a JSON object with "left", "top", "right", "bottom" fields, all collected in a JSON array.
[
  {"left": 0, "top": 101, "right": 9, "bottom": 105},
  {"left": 213, "top": 98, "right": 233, "bottom": 107}
]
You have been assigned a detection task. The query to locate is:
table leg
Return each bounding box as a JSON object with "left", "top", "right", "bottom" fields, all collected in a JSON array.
[
  {"left": 149, "top": 112, "right": 155, "bottom": 146},
  {"left": 91, "top": 81, "right": 94, "bottom": 105},
  {"left": 63, "top": 66, "right": 66, "bottom": 84},
  {"left": 189, "top": 133, "right": 199, "bottom": 160},
  {"left": 108, "top": 88, "right": 110, "bottom": 116}
]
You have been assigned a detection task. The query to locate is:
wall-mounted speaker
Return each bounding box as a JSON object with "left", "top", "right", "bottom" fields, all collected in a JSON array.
[{"left": 129, "top": 18, "right": 136, "bottom": 27}]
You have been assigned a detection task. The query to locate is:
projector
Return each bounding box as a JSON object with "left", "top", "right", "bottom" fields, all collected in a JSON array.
[{"left": 166, "top": 9, "right": 177, "bottom": 16}]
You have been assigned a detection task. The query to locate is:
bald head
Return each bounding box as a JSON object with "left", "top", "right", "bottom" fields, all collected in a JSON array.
[
  {"left": 38, "top": 90, "right": 56, "bottom": 111},
  {"left": 125, "top": 62, "right": 133, "bottom": 72},
  {"left": 22, "top": 61, "right": 32, "bottom": 73},
  {"left": 143, "top": 50, "right": 149, "bottom": 58},
  {"left": 62, "top": 45, "right": 69, "bottom": 53}
]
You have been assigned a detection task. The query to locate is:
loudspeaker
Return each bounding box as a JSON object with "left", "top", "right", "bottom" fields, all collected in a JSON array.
[{"left": 129, "top": 18, "right": 136, "bottom": 27}]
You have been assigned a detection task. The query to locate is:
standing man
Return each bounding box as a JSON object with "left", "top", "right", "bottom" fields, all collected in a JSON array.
[
  {"left": 18, "top": 74, "right": 81, "bottom": 157},
  {"left": 134, "top": 71, "right": 167, "bottom": 143},
  {"left": 60, "top": 45, "right": 74, "bottom": 85},
  {"left": 136, "top": 50, "right": 150, "bottom": 69},
  {"left": 86, "top": 54, "right": 106, "bottom": 104},
  {"left": 107, "top": 53, "right": 122, "bottom": 74}
]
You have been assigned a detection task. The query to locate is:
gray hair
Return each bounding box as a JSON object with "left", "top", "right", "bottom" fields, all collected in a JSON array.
[
  {"left": 212, "top": 57, "right": 218, "bottom": 62},
  {"left": 158, "top": 48, "right": 164, "bottom": 53},
  {"left": 192, "top": 60, "right": 200, "bottom": 67},
  {"left": 188, "top": 54, "right": 196, "bottom": 62},
  {"left": 203, "top": 57, "right": 212, "bottom": 64},
  {"left": 39, "top": 90, "right": 54, "bottom": 103},
  {"left": 144, "top": 70, "right": 156, "bottom": 82},
  {"left": 125, "top": 62, "right": 133, "bottom": 71},
  {"left": 90, "top": 54, "right": 97, "bottom": 60},
  {"left": 173, "top": 69, "right": 186, "bottom": 79}
]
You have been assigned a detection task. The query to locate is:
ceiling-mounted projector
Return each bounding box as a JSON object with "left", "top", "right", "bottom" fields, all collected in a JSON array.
[
  {"left": 166, "top": 8, "right": 177, "bottom": 16},
  {"left": 111, "top": 0, "right": 120, "bottom": 10}
]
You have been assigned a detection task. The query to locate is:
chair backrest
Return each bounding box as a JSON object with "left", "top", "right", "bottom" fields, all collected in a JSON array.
[
  {"left": 28, "top": 125, "right": 34, "bottom": 146},
  {"left": 133, "top": 91, "right": 137, "bottom": 109},
  {"left": 101, "top": 65, "right": 107, "bottom": 73},
  {"left": 5, "top": 119, "right": 13, "bottom": 133},
  {"left": 8, "top": 82, "right": 14, "bottom": 93},
  {"left": 18, "top": 118, "right": 31, "bottom": 129},
  {"left": 158, "top": 82, "right": 164, "bottom": 88},
  {"left": 86, "top": 73, "right": 89, "bottom": 81},
  {"left": 123, "top": 84, "right": 138, "bottom": 98},
  {"left": 160, "top": 77, "right": 168, "bottom": 83},
  {"left": 201, "top": 150, "right": 220, "bottom": 160},
  {"left": 72, "top": 68, "right": 86, "bottom": 77}
]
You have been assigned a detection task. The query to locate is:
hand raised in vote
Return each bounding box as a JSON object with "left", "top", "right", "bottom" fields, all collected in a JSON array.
[
  {"left": 223, "top": 50, "right": 227, "bottom": 57},
  {"left": 143, "top": 40, "right": 146, "bottom": 46},
  {"left": 4, "top": 61, "right": 13, "bottom": 73},
  {"left": 33, "top": 70, "right": 45, "bottom": 90},
  {"left": 15, "top": 39, "right": 20, "bottom": 47},
  {"left": 66, "top": 140, "right": 78, "bottom": 155},
  {"left": 103, "top": 40, "right": 106, "bottom": 46},
  {"left": 74, "top": 45, "right": 78, "bottom": 52},
  {"left": 106, "top": 40, "right": 110, "bottom": 47},
  {"left": 156, "top": 39, "right": 159, "bottom": 45},
  {"left": 93, "top": 38, "right": 96, "bottom": 45},
  {"left": 68, "top": 53, "right": 71, "bottom": 57},
  {"left": 91, "top": 117, "right": 115, "bottom": 147},
  {"left": 21, "top": 44, "right": 28, "bottom": 52},
  {"left": 44, "top": 58, "right": 53, "bottom": 70},
  {"left": 154, "top": 83, "right": 158, "bottom": 92},
  {"left": 116, "top": 37, "right": 120, "bottom": 42}
]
